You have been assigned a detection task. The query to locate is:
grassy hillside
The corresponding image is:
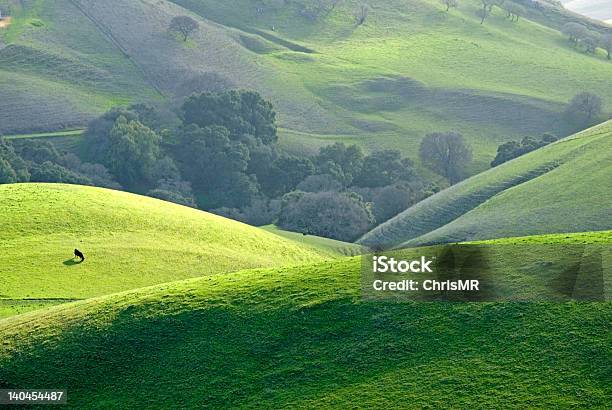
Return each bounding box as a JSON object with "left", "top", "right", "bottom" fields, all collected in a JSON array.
[
  {"left": 0, "top": 231, "right": 609, "bottom": 407},
  {"left": 0, "top": 0, "right": 159, "bottom": 134},
  {"left": 0, "top": 183, "right": 338, "bottom": 318},
  {"left": 262, "top": 225, "right": 366, "bottom": 256},
  {"left": 360, "top": 120, "right": 612, "bottom": 248},
  {"left": 1, "top": 0, "right": 611, "bottom": 171}
]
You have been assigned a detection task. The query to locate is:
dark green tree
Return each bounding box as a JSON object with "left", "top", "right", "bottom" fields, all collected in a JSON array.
[
  {"left": 29, "top": 161, "right": 91, "bottom": 185},
  {"left": 371, "top": 184, "right": 416, "bottom": 223},
  {"left": 182, "top": 90, "right": 278, "bottom": 145},
  {"left": 82, "top": 107, "right": 140, "bottom": 165},
  {"left": 0, "top": 158, "right": 17, "bottom": 184},
  {"left": 108, "top": 116, "right": 161, "bottom": 190},
  {"left": 176, "top": 124, "right": 256, "bottom": 208},
  {"left": 278, "top": 191, "right": 374, "bottom": 241},
  {"left": 148, "top": 179, "right": 197, "bottom": 207},
  {"left": 314, "top": 143, "right": 364, "bottom": 186},
  {"left": 355, "top": 150, "right": 417, "bottom": 188},
  {"left": 262, "top": 155, "right": 315, "bottom": 197},
  {"left": 491, "top": 133, "right": 558, "bottom": 167},
  {"left": 16, "top": 140, "right": 60, "bottom": 164},
  {"left": 0, "top": 138, "right": 29, "bottom": 182},
  {"left": 296, "top": 174, "right": 343, "bottom": 193}
]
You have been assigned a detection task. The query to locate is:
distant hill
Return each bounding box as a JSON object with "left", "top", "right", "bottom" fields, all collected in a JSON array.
[
  {"left": 0, "top": 231, "right": 609, "bottom": 407},
  {"left": 1, "top": 0, "right": 611, "bottom": 172},
  {"left": 359, "top": 120, "right": 612, "bottom": 248},
  {"left": 562, "top": 0, "right": 612, "bottom": 22},
  {"left": 0, "top": 183, "right": 337, "bottom": 317}
]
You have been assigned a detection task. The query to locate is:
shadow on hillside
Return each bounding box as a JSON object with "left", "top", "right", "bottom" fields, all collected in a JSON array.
[{"left": 63, "top": 259, "right": 82, "bottom": 266}]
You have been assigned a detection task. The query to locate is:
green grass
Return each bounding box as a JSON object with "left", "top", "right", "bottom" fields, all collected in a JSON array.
[
  {"left": 360, "top": 120, "right": 612, "bottom": 248},
  {"left": 0, "top": 183, "right": 340, "bottom": 317},
  {"left": 262, "top": 225, "right": 367, "bottom": 256},
  {"left": 0, "top": 299, "right": 71, "bottom": 319},
  {"left": 168, "top": 0, "right": 612, "bottom": 171},
  {"left": 0, "top": 0, "right": 157, "bottom": 134},
  {"left": 4, "top": 128, "right": 84, "bottom": 139},
  {"left": 2, "top": 0, "right": 612, "bottom": 171},
  {"left": 0, "top": 231, "right": 609, "bottom": 407},
  {"left": 473, "top": 230, "right": 612, "bottom": 245}
]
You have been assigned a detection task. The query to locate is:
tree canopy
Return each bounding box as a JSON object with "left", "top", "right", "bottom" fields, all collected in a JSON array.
[
  {"left": 182, "top": 90, "right": 278, "bottom": 145},
  {"left": 169, "top": 16, "right": 199, "bottom": 41},
  {"left": 419, "top": 132, "right": 472, "bottom": 185}
]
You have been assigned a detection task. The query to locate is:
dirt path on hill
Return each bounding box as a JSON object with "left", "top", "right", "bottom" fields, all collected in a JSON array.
[{"left": 0, "top": 17, "right": 12, "bottom": 29}]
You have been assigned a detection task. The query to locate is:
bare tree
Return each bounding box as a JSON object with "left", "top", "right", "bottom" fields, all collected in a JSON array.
[
  {"left": 478, "top": 0, "right": 505, "bottom": 24},
  {"left": 580, "top": 32, "right": 600, "bottom": 54},
  {"left": 565, "top": 92, "right": 603, "bottom": 128},
  {"left": 419, "top": 132, "right": 472, "bottom": 185},
  {"left": 169, "top": 16, "right": 199, "bottom": 42},
  {"left": 355, "top": 4, "right": 369, "bottom": 26},
  {"left": 479, "top": 0, "right": 494, "bottom": 24},
  {"left": 562, "top": 22, "right": 587, "bottom": 45},
  {"left": 602, "top": 34, "right": 612, "bottom": 60},
  {"left": 503, "top": 2, "right": 525, "bottom": 21},
  {"left": 441, "top": 0, "right": 458, "bottom": 12}
]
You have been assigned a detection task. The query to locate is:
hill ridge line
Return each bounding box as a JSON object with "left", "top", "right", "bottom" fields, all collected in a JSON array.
[
  {"left": 364, "top": 161, "right": 560, "bottom": 249},
  {"left": 359, "top": 120, "right": 612, "bottom": 248}
]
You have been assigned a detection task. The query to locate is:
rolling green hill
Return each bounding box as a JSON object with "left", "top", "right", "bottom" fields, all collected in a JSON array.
[
  {"left": 0, "top": 231, "right": 609, "bottom": 408},
  {"left": 360, "top": 120, "right": 612, "bottom": 248},
  {"left": 1, "top": 0, "right": 611, "bottom": 172},
  {"left": 0, "top": 183, "right": 340, "bottom": 318},
  {"left": 262, "top": 225, "right": 366, "bottom": 256}
]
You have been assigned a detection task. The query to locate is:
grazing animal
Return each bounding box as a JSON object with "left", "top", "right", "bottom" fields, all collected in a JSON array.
[{"left": 74, "top": 249, "right": 85, "bottom": 262}]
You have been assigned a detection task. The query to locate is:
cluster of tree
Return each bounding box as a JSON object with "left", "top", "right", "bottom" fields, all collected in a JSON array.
[
  {"left": 78, "top": 90, "right": 433, "bottom": 241},
  {"left": 491, "top": 133, "right": 558, "bottom": 167},
  {"left": 564, "top": 92, "right": 605, "bottom": 129},
  {"left": 218, "top": 143, "right": 434, "bottom": 241},
  {"left": 297, "top": 0, "right": 340, "bottom": 21},
  {"left": 82, "top": 91, "right": 279, "bottom": 209},
  {"left": 0, "top": 138, "right": 118, "bottom": 188},
  {"left": 562, "top": 23, "right": 612, "bottom": 57},
  {"left": 488, "top": 92, "right": 605, "bottom": 167},
  {"left": 478, "top": 0, "right": 526, "bottom": 24}
]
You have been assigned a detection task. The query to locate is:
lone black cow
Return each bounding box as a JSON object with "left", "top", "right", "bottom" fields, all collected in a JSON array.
[{"left": 74, "top": 249, "right": 85, "bottom": 262}]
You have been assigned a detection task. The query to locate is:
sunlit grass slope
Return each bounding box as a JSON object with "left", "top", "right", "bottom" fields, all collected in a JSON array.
[
  {"left": 0, "top": 232, "right": 609, "bottom": 408},
  {"left": 360, "top": 120, "right": 612, "bottom": 248},
  {"left": 0, "top": 184, "right": 336, "bottom": 315},
  {"left": 262, "top": 225, "right": 366, "bottom": 256}
]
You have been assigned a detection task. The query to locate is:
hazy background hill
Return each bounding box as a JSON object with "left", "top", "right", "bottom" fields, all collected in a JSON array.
[
  {"left": 562, "top": 0, "right": 612, "bottom": 23},
  {"left": 1, "top": 0, "right": 611, "bottom": 172}
]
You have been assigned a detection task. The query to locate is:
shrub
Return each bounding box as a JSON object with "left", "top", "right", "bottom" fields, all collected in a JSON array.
[{"left": 277, "top": 191, "right": 374, "bottom": 241}]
